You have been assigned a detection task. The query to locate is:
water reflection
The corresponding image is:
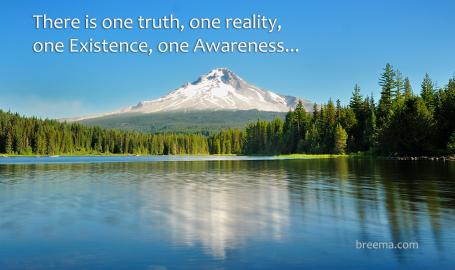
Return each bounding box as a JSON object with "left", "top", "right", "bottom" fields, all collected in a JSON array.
[
  {"left": 0, "top": 159, "right": 454, "bottom": 269},
  {"left": 137, "top": 163, "right": 290, "bottom": 258},
  {"left": 294, "top": 161, "right": 453, "bottom": 223}
]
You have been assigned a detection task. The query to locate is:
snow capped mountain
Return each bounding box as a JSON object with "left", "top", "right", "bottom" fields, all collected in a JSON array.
[{"left": 73, "top": 68, "right": 312, "bottom": 121}]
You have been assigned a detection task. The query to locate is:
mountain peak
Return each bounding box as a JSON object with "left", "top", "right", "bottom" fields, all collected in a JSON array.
[
  {"left": 205, "top": 67, "right": 236, "bottom": 78},
  {"left": 193, "top": 68, "right": 241, "bottom": 86},
  {"left": 71, "top": 68, "right": 313, "bottom": 121}
]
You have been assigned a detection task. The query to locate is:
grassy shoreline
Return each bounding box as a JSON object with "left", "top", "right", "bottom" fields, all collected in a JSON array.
[
  {"left": 274, "top": 154, "right": 349, "bottom": 159},
  {"left": 0, "top": 153, "right": 355, "bottom": 159},
  {"left": 1, "top": 153, "right": 453, "bottom": 160}
]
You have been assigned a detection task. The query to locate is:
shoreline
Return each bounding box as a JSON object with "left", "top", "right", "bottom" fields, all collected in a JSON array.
[
  {"left": 0, "top": 153, "right": 345, "bottom": 159},
  {"left": 1, "top": 153, "right": 454, "bottom": 161},
  {"left": 386, "top": 155, "right": 455, "bottom": 161}
]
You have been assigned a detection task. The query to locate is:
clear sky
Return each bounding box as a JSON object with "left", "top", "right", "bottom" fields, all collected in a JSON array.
[{"left": 0, "top": 0, "right": 454, "bottom": 118}]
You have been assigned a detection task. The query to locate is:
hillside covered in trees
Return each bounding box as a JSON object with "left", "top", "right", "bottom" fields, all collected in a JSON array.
[
  {"left": 80, "top": 110, "right": 287, "bottom": 135},
  {"left": 1, "top": 64, "right": 454, "bottom": 157}
]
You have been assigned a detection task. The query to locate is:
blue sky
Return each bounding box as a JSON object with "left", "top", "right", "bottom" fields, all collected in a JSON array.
[{"left": 0, "top": 0, "right": 454, "bottom": 118}]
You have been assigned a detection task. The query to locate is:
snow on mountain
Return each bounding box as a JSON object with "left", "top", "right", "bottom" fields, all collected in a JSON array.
[{"left": 72, "top": 68, "right": 312, "bottom": 121}]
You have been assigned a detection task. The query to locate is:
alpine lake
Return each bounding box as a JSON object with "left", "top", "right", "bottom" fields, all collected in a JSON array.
[{"left": 0, "top": 156, "right": 454, "bottom": 270}]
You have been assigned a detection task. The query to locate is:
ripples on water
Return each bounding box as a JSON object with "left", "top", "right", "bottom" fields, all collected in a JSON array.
[{"left": 0, "top": 157, "right": 454, "bottom": 269}]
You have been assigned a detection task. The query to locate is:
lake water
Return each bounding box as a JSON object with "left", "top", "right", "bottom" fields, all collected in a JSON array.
[{"left": 0, "top": 156, "right": 454, "bottom": 270}]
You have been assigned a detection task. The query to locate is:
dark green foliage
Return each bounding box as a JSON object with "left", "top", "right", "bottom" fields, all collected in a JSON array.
[
  {"left": 377, "top": 63, "right": 396, "bottom": 129},
  {"left": 282, "top": 100, "right": 310, "bottom": 153},
  {"left": 0, "top": 111, "right": 210, "bottom": 155},
  {"left": 243, "top": 119, "right": 284, "bottom": 155},
  {"left": 350, "top": 84, "right": 362, "bottom": 111},
  {"left": 222, "top": 67, "right": 454, "bottom": 157},
  {"left": 447, "top": 131, "right": 455, "bottom": 154},
  {"left": 420, "top": 73, "right": 435, "bottom": 111},
  {"left": 347, "top": 85, "right": 376, "bottom": 152},
  {"left": 208, "top": 129, "right": 244, "bottom": 154},
  {"left": 242, "top": 100, "right": 354, "bottom": 155},
  {"left": 380, "top": 97, "right": 434, "bottom": 155},
  {"left": 433, "top": 77, "right": 455, "bottom": 150}
]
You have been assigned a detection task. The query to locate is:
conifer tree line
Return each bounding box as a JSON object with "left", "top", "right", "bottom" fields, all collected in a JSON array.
[
  {"left": 211, "top": 63, "right": 455, "bottom": 156},
  {"left": 1, "top": 63, "right": 454, "bottom": 156},
  {"left": 0, "top": 115, "right": 209, "bottom": 155}
]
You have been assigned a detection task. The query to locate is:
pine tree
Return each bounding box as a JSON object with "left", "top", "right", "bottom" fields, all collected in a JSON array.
[
  {"left": 404, "top": 77, "right": 413, "bottom": 99},
  {"left": 333, "top": 123, "right": 347, "bottom": 154},
  {"left": 364, "top": 96, "right": 377, "bottom": 151},
  {"left": 336, "top": 99, "right": 342, "bottom": 122},
  {"left": 294, "top": 100, "right": 309, "bottom": 138},
  {"left": 5, "top": 127, "right": 13, "bottom": 154},
  {"left": 421, "top": 73, "right": 434, "bottom": 111},
  {"left": 350, "top": 84, "right": 362, "bottom": 113},
  {"left": 394, "top": 69, "right": 405, "bottom": 103},
  {"left": 312, "top": 103, "right": 319, "bottom": 123},
  {"left": 378, "top": 63, "right": 396, "bottom": 128}
]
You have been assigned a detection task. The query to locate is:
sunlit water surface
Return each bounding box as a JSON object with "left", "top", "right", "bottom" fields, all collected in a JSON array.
[{"left": 0, "top": 156, "right": 454, "bottom": 269}]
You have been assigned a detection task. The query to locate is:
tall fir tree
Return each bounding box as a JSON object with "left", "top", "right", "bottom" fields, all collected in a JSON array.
[
  {"left": 350, "top": 84, "right": 362, "bottom": 113},
  {"left": 378, "top": 63, "right": 396, "bottom": 128},
  {"left": 420, "top": 73, "right": 435, "bottom": 111},
  {"left": 394, "top": 69, "right": 405, "bottom": 104},
  {"left": 404, "top": 77, "right": 413, "bottom": 99}
]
